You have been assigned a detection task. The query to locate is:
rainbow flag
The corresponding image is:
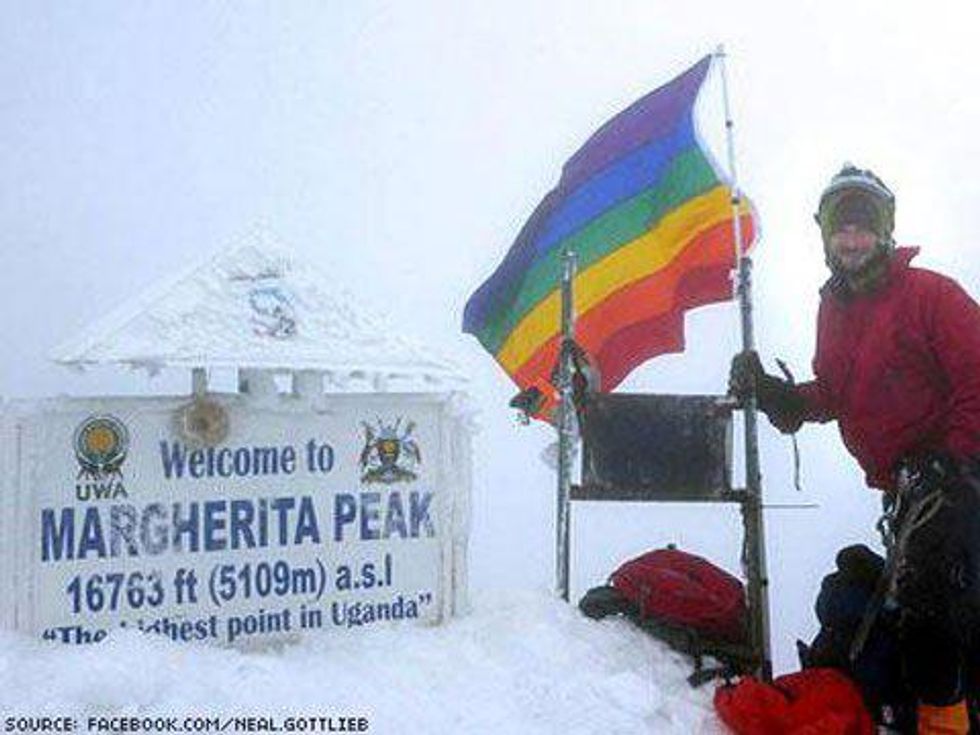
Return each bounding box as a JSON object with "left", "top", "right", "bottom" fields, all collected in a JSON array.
[{"left": 463, "top": 55, "right": 756, "bottom": 410}]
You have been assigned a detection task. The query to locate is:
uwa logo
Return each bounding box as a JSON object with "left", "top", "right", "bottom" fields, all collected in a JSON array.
[{"left": 72, "top": 415, "right": 130, "bottom": 501}]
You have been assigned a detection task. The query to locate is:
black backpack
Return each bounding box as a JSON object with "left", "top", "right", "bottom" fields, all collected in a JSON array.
[{"left": 798, "top": 543, "right": 980, "bottom": 733}]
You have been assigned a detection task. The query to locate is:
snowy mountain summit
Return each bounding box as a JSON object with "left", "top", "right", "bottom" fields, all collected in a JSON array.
[{"left": 0, "top": 590, "right": 722, "bottom": 734}]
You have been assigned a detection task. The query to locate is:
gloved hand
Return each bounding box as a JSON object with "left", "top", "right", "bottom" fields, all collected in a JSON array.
[
  {"left": 728, "top": 350, "right": 765, "bottom": 403},
  {"left": 728, "top": 350, "right": 806, "bottom": 434}
]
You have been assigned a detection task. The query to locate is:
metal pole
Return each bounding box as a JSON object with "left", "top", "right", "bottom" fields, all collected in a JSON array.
[
  {"left": 556, "top": 249, "right": 577, "bottom": 601},
  {"left": 715, "top": 44, "right": 772, "bottom": 680}
]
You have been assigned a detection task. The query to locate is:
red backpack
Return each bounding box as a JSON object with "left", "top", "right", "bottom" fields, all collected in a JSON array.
[
  {"left": 610, "top": 547, "right": 747, "bottom": 642},
  {"left": 579, "top": 546, "right": 753, "bottom": 684}
]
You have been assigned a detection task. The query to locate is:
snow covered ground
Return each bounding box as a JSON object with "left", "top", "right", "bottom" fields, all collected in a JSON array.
[{"left": 0, "top": 590, "right": 724, "bottom": 734}]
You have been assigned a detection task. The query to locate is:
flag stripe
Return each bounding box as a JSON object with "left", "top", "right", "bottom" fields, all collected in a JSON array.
[
  {"left": 530, "top": 120, "right": 697, "bottom": 261},
  {"left": 463, "top": 121, "right": 698, "bottom": 335},
  {"left": 591, "top": 246, "right": 745, "bottom": 389},
  {"left": 462, "top": 56, "right": 712, "bottom": 336},
  {"left": 463, "top": 193, "right": 557, "bottom": 334},
  {"left": 476, "top": 146, "right": 718, "bottom": 352},
  {"left": 497, "top": 185, "right": 741, "bottom": 373},
  {"left": 509, "top": 214, "right": 753, "bottom": 389},
  {"left": 560, "top": 56, "right": 712, "bottom": 192},
  {"left": 593, "top": 311, "right": 687, "bottom": 390}
]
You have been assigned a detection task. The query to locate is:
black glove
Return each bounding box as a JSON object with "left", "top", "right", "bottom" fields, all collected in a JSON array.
[{"left": 728, "top": 350, "right": 806, "bottom": 434}]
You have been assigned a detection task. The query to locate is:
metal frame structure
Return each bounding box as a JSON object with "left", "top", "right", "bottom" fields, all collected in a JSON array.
[{"left": 552, "top": 48, "right": 772, "bottom": 679}]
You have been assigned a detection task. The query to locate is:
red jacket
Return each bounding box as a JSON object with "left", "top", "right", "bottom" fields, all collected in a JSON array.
[{"left": 797, "top": 247, "right": 980, "bottom": 490}]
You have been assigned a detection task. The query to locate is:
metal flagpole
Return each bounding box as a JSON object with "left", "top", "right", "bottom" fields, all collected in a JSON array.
[
  {"left": 715, "top": 44, "right": 772, "bottom": 680},
  {"left": 555, "top": 249, "right": 577, "bottom": 601}
]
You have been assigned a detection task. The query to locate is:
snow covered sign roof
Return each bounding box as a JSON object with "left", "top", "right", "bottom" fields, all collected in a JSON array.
[{"left": 51, "top": 241, "right": 465, "bottom": 387}]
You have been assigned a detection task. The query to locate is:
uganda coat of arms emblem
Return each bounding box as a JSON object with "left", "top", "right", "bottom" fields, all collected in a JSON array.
[{"left": 359, "top": 418, "right": 421, "bottom": 484}]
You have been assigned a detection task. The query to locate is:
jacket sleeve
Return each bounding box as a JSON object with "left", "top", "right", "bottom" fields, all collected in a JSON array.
[
  {"left": 797, "top": 379, "right": 837, "bottom": 424},
  {"left": 928, "top": 276, "right": 980, "bottom": 459}
]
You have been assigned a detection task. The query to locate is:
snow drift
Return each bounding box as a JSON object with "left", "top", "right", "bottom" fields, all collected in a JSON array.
[{"left": 0, "top": 590, "right": 724, "bottom": 734}]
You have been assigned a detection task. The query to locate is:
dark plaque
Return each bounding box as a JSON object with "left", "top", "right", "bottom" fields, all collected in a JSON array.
[{"left": 575, "top": 393, "right": 732, "bottom": 501}]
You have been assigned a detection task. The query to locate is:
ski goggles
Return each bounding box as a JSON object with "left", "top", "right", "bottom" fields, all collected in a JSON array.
[{"left": 822, "top": 191, "right": 886, "bottom": 236}]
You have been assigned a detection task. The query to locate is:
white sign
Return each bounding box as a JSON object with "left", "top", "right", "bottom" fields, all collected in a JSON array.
[{"left": 0, "top": 392, "right": 470, "bottom": 647}]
